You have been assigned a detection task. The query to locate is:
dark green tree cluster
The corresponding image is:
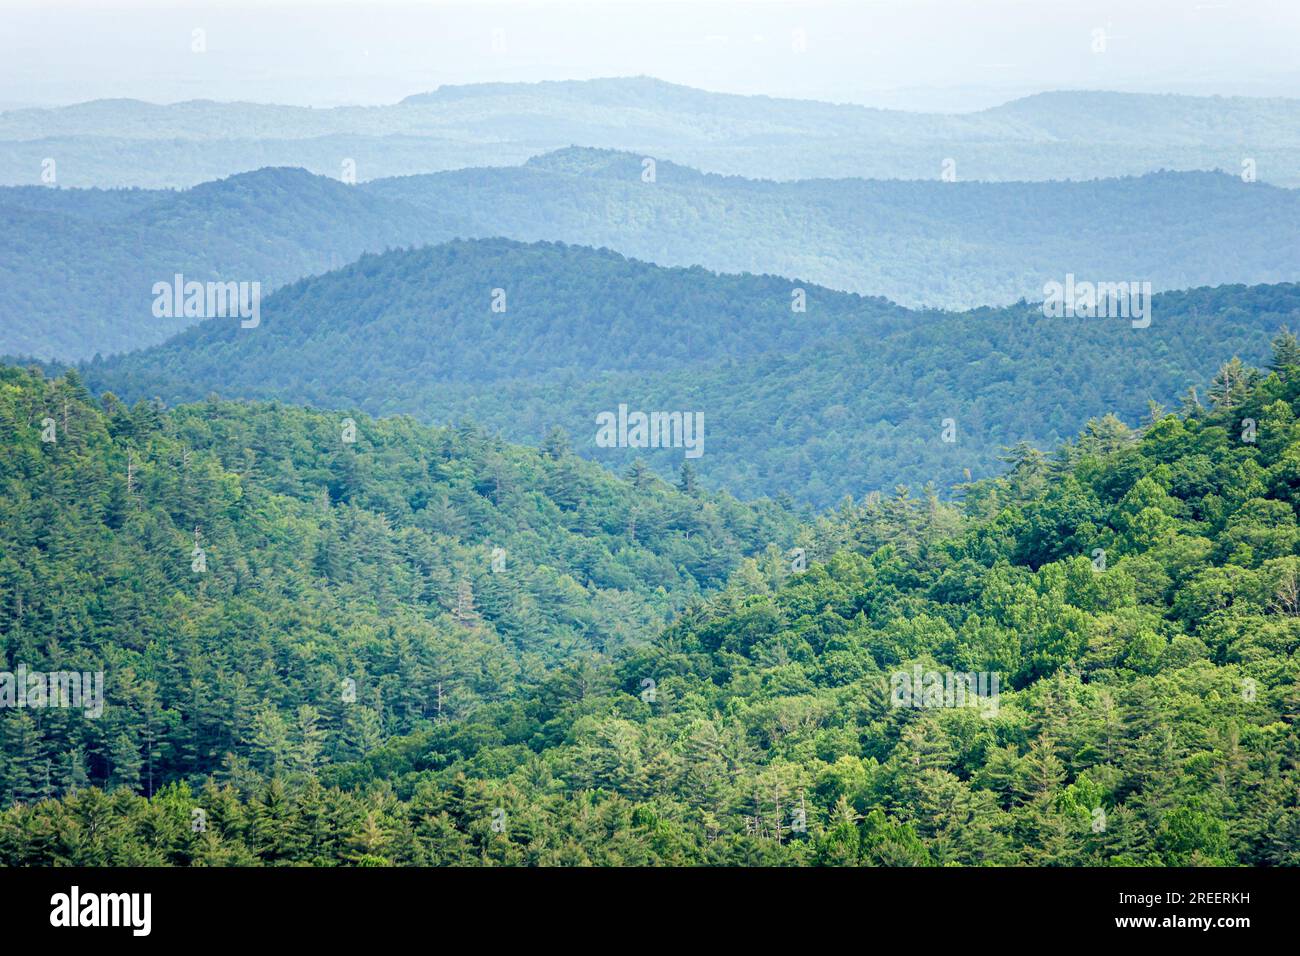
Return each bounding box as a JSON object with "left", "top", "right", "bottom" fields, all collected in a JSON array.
[{"left": 0, "top": 364, "right": 795, "bottom": 811}]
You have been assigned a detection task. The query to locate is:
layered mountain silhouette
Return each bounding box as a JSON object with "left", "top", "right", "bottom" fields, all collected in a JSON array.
[
  {"left": 4, "top": 78, "right": 1299, "bottom": 187},
  {"left": 7, "top": 155, "right": 1300, "bottom": 359},
  {"left": 84, "top": 238, "right": 1300, "bottom": 506}
]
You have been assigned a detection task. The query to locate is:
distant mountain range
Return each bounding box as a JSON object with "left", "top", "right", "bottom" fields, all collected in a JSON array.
[
  {"left": 6, "top": 155, "right": 1299, "bottom": 360},
  {"left": 82, "top": 238, "right": 1300, "bottom": 506},
  {"left": 4, "top": 78, "right": 1299, "bottom": 187}
]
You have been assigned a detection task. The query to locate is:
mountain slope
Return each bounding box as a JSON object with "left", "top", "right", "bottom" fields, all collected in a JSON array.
[
  {"left": 0, "top": 167, "right": 439, "bottom": 358},
  {"left": 0, "top": 364, "right": 797, "bottom": 809},
  {"left": 7, "top": 158, "right": 1300, "bottom": 359},
  {"left": 83, "top": 239, "right": 1300, "bottom": 507},
  {"left": 7, "top": 344, "right": 1300, "bottom": 865},
  {"left": 372, "top": 150, "right": 1300, "bottom": 311}
]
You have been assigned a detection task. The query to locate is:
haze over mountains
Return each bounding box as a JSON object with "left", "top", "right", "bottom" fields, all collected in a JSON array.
[
  {"left": 7, "top": 75, "right": 1300, "bottom": 507},
  {"left": 6, "top": 153, "right": 1300, "bottom": 360},
  {"left": 4, "top": 78, "right": 1300, "bottom": 188},
  {"left": 84, "top": 238, "right": 1300, "bottom": 507},
  {"left": 0, "top": 168, "right": 437, "bottom": 358}
]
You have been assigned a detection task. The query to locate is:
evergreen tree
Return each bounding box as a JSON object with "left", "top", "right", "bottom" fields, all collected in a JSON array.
[
  {"left": 677, "top": 461, "right": 699, "bottom": 495},
  {"left": 108, "top": 732, "right": 144, "bottom": 794}
]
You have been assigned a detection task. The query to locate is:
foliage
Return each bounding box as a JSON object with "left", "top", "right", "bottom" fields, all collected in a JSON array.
[
  {"left": 0, "top": 364, "right": 795, "bottom": 811},
  {"left": 7, "top": 343, "right": 1300, "bottom": 865}
]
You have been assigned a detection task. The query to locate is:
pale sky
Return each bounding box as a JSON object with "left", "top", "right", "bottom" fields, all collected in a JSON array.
[{"left": 2, "top": 0, "right": 1298, "bottom": 111}]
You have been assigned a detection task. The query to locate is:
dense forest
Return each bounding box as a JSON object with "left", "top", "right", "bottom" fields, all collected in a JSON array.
[
  {"left": 0, "top": 363, "right": 796, "bottom": 815},
  {"left": 82, "top": 238, "right": 1300, "bottom": 506},
  {"left": 5, "top": 336, "right": 1300, "bottom": 865},
  {"left": 9, "top": 157, "right": 1299, "bottom": 359}
]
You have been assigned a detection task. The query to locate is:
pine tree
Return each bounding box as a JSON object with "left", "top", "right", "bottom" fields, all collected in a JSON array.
[
  {"left": 1178, "top": 385, "right": 1203, "bottom": 416},
  {"left": 677, "top": 461, "right": 699, "bottom": 495},
  {"left": 1014, "top": 734, "right": 1067, "bottom": 803},
  {"left": 0, "top": 713, "right": 41, "bottom": 805},
  {"left": 63, "top": 747, "right": 90, "bottom": 796},
  {"left": 341, "top": 706, "right": 384, "bottom": 762},
  {"left": 624, "top": 458, "right": 654, "bottom": 489},
  {"left": 453, "top": 578, "right": 479, "bottom": 625},
  {"left": 292, "top": 705, "right": 326, "bottom": 777},
  {"left": 1208, "top": 356, "right": 1253, "bottom": 409},
  {"left": 108, "top": 731, "right": 144, "bottom": 794},
  {"left": 251, "top": 706, "right": 292, "bottom": 776},
  {"left": 1270, "top": 328, "right": 1300, "bottom": 376},
  {"left": 541, "top": 426, "right": 572, "bottom": 459}
]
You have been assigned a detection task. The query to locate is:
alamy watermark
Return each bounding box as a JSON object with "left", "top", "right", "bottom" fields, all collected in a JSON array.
[
  {"left": 890, "top": 666, "right": 1000, "bottom": 718},
  {"left": 595, "top": 404, "right": 704, "bottom": 458},
  {"left": 50, "top": 886, "right": 150, "bottom": 936},
  {"left": 1043, "top": 274, "right": 1151, "bottom": 329},
  {"left": 1, "top": 665, "right": 104, "bottom": 718},
  {"left": 152, "top": 274, "right": 261, "bottom": 328}
]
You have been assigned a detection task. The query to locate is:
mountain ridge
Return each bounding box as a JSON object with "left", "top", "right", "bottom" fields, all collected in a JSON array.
[
  {"left": 9, "top": 155, "right": 1300, "bottom": 360},
  {"left": 8, "top": 78, "right": 1300, "bottom": 188},
  {"left": 82, "top": 237, "right": 1300, "bottom": 506}
]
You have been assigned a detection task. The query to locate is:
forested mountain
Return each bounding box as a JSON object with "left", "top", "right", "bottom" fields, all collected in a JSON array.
[
  {"left": 376, "top": 152, "right": 1300, "bottom": 312},
  {"left": 4, "top": 79, "right": 1299, "bottom": 187},
  {"left": 0, "top": 365, "right": 797, "bottom": 814},
  {"left": 7, "top": 340, "right": 1300, "bottom": 865},
  {"left": 83, "top": 238, "right": 1300, "bottom": 506},
  {"left": 10, "top": 157, "right": 1299, "bottom": 360},
  {"left": 0, "top": 168, "right": 436, "bottom": 359}
]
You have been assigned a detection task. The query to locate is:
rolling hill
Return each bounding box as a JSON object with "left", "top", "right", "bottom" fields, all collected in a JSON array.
[
  {"left": 0, "top": 168, "right": 435, "bottom": 358},
  {"left": 6, "top": 156, "right": 1300, "bottom": 360},
  {"left": 82, "top": 238, "right": 1300, "bottom": 507}
]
